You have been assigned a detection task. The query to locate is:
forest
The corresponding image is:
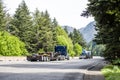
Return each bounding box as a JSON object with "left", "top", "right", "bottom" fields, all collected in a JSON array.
[{"left": 0, "top": 0, "right": 86, "bottom": 57}]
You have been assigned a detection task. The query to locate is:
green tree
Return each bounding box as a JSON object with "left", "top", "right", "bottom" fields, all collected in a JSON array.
[
  {"left": 5, "top": 13, "right": 12, "bottom": 32},
  {"left": 29, "top": 8, "right": 42, "bottom": 53},
  {"left": 64, "top": 26, "right": 68, "bottom": 34},
  {"left": 73, "top": 43, "right": 82, "bottom": 56},
  {"left": 9, "top": 0, "right": 33, "bottom": 53},
  {"left": 40, "top": 10, "right": 54, "bottom": 52},
  {"left": 52, "top": 18, "right": 58, "bottom": 27},
  {"left": 56, "top": 26, "right": 74, "bottom": 56},
  {"left": 0, "top": 0, "right": 6, "bottom": 31},
  {"left": 69, "top": 32, "right": 74, "bottom": 40},
  {"left": 0, "top": 31, "right": 28, "bottom": 56},
  {"left": 51, "top": 17, "right": 58, "bottom": 48},
  {"left": 82, "top": 0, "right": 120, "bottom": 62},
  {"left": 32, "top": 9, "right": 55, "bottom": 52},
  {"left": 70, "top": 29, "right": 86, "bottom": 47}
]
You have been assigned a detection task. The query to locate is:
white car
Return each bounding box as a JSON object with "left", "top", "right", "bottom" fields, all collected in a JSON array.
[{"left": 79, "top": 50, "right": 92, "bottom": 59}]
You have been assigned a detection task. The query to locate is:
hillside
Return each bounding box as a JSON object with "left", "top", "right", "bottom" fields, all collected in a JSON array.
[
  {"left": 62, "top": 21, "right": 97, "bottom": 43},
  {"left": 79, "top": 21, "right": 97, "bottom": 43}
]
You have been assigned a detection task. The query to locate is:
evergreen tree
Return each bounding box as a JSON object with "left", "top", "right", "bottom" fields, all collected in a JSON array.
[
  {"left": 64, "top": 26, "right": 68, "bottom": 34},
  {"left": 30, "top": 8, "right": 42, "bottom": 53},
  {"left": 12, "top": 0, "right": 32, "bottom": 38},
  {"left": 9, "top": 0, "right": 33, "bottom": 52},
  {"left": 5, "top": 13, "right": 12, "bottom": 32},
  {"left": 82, "top": 0, "right": 120, "bottom": 62},
  {"left": 0, "top": 0, "right": 6, "bottom": 31},
  {"left": 69, "top": 32, "right": 74, "bottom": 40},
  {"left": 72, "top": 29, "right": 86, "bottom": 47},
  {"left": 52, "top": 18, "right": 58, "bottom": 27},
  {"left": 41, "top": 10, "right": 54, "bottom": 52},
  {"left": 33, "top": 9, "right": 54, "bottom": 52},
  {"left": 51, "top": 17, "right": 58, "bottom": 48}
]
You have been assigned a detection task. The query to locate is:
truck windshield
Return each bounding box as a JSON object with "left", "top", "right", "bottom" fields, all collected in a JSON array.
[{"left": 55, "top": 46, "right": 67, "bottom": 55}]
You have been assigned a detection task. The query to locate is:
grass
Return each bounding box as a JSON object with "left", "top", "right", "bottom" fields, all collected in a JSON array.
[{"left": 101, "top": 65, "right": 120, "bottom": 80}]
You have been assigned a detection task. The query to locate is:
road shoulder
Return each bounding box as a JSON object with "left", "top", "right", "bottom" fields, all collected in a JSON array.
[{"left": 83, "top": 61, "right": 106, "bottom": 80}]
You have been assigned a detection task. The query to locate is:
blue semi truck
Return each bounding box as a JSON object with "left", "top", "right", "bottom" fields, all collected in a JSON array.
[
  {"left": 27, "top": 45, "right": 69, "bottom": 61},
  {"left": 54, "top": 46, "right": 69, "bottom": 60}
]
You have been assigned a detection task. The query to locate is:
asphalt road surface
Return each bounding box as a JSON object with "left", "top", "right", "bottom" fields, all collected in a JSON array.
[{"left": 0, "top": 57, "right": 104, "bottom": 80}]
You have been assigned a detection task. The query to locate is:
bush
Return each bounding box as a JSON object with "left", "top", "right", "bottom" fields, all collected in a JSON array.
[
  {"left": 101, "top": 65, "right": 120, "bottom": 80},
  {"left": 0, "top": 31, "right": 28, "bottom": 56}
]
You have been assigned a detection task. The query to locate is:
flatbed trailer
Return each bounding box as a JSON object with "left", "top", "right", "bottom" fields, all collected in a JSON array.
[{"left": 27, "top": 46, "right": 69, "bottom": 61}]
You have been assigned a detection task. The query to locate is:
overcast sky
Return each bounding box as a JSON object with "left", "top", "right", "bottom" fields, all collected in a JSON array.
[{"left": 4, "top": 0, "right": 94, "bottom": 29}]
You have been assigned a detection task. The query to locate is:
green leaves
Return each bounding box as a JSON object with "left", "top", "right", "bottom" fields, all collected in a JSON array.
[
  {"left": 32, "top": 9, "right": 55, "bottom": 52},
  {"left": 102, "top": 65, "right": 120, "bottom": 80},
  {"left": 0, "top": 31, "right": 28, "bottom": 56},
  {"left": 56, "top": 26, "right": 74, "bottom": 56},
  {"left": 73, "top": 43, "right": 82, "bottom": 56},
  {"left": 69, "top": 29, "right": 86, "bottom": 47}
]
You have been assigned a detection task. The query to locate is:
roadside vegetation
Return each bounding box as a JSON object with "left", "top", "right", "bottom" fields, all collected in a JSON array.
[
  {"left": 0, "top": 0, "right": 86, "bottom": 56},
  {"left": 101, "top": 65, "right": 120, "bottom": 80},
  {"left": 0, "top": 31, "right": 28, "bottom": 56}
]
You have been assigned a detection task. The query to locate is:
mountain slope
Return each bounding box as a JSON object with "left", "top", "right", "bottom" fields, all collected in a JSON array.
[
  {"left": 79, "top": 21, "right": 97, "bottom": 43},
  {"left": 62, "top": 25, "right": 74, "bottom": 34}
]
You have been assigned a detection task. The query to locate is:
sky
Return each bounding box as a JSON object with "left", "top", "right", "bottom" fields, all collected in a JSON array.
[{"left": 4, "top": 0, "right": 94, "bottom": 29}]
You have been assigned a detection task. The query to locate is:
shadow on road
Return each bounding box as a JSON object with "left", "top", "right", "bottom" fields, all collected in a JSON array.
[{"left": 83, "top": 61, "right": 106, "bottom": 80}]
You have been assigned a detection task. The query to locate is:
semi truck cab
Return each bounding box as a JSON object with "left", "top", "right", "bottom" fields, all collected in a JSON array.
[{"left": 54, "top": 45, "right": 69, "bottom": 60}]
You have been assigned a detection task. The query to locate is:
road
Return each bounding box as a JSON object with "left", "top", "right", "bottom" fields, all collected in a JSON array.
[{"left": 0, "top": 57, "right": 104, "bottom": 80}]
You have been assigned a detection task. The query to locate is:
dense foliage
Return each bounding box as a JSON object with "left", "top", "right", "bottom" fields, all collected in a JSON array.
[
  {"left": 102, "top": 65, "right": 120, "bottom": 80},
  {"left": 69, "top": 29, "right": 86, "bottom": 47},
  {"left": 82, "top": 0, "right": 120, "bottom": 63},
  {"left": 0, "top": 0, "right": 86, "bottom": 56},
  {"left": 31, "top": 9, "right": 55, "bottom": 53},
  {"left": 0, "top": 31, "right": 28, "bottom": 56},
  {"left": 73, "top": 43, "right": 82, "bottom": 56}
]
